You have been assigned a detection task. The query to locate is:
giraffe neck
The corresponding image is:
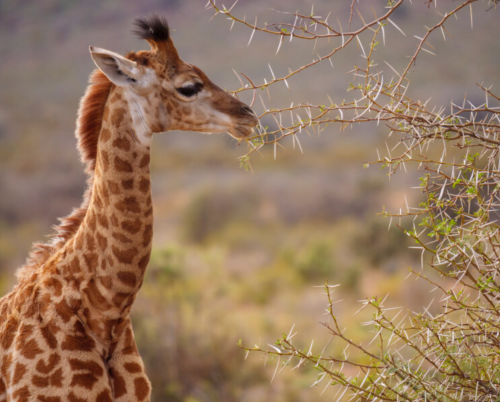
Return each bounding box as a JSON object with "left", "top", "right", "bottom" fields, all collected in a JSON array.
[{"left": 62, "top": 85, "right": 154, "bottom": 344}]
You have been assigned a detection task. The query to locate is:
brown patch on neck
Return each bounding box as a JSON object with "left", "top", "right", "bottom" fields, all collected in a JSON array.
[{"left": 16, "top": 70, "right": 113, "bottom": 281}]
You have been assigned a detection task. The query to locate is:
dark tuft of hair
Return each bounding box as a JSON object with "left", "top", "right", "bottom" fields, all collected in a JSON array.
[{"left": 133, "top": 15, "right": 170, "bottom": 42}]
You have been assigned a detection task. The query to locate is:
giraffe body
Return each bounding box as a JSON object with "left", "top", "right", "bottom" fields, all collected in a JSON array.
[{"left": 0, "top": 16, "right": 257, "bottom": 401}]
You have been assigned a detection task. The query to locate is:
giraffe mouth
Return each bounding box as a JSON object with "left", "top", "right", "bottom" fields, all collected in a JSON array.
[{"left": 230, "top": 124, "right": 256, "bottom": 139}]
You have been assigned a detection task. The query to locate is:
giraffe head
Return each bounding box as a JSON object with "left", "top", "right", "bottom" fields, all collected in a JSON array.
[{"left": 88, "top": 15, "right": 258, "bottom": 141}]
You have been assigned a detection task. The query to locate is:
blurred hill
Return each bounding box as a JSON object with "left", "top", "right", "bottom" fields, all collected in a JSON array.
[{"left": 1, "top": 1, "right": 499, "bottom": 401}]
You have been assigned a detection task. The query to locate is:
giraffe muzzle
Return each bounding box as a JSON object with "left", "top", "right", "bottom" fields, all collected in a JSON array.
[{"left": 231, "top": 106, "right": 259, "bottom": 139}]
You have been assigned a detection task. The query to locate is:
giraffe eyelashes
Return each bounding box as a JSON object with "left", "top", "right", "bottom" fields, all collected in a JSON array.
[{"left": 176, "top": 83, "right": 203, "bottom": 97}]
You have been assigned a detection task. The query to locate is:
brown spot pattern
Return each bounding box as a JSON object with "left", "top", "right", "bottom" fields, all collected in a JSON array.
[
  {"left": 96, "top": 390, "right": 113, "bottom": 402},
  {"left": 139, "top": 154, "right": 150, "bottom": 168},
  {"left": 1, "top": 354, "right": 13, "bottom": 382},
  {"left": 109, "top": 368, "right": 127, "bottom": 398},
  {"left": 139, "top": 178, "right": 150, "bottom": 193},
  {"left": 124, "top": 362, "right": 142, "bottom": 373},
  {"left": 61, "top": 322, "right": 95, "bottom": 352},
  {"left": 1, "top": 318, "right": 18, "bottom": 349},
  {"left": 107, "top": 180, "right": 121, "bottom": 195},
  {"left": 19, "top": 337, "right": 43, "bottom": 360},
  {"left": 114, "top": 156, "right": 133, "bottom": 173},
  {"left": 50, "top": 368, "right": 63, "bottom": 387},
  {"left": 87, "top": 212, "right": 96, "bottom": 231},
  {"left": 67, "top": 391, "right": 87, "bottom": 402},
  {"left": 83, "top": 252, "right": 98, "bottom": 271},
  {"left": 112, "top": 292, "right": 129, "bottom": 307},
  {"left": 96, "top": 232, "right": 108, "bottom": 251},
  {"left": 33, "top": 374, "right": 50, "bottom": 388},
  {"left": 100, "top": 128, "right": 111, "bottom": 143},
  {"left": 70, "top": 373, "right": 99, "bottom": 390},
  {"left": 121, "top": 219, "right": 142, "bottom": 235},
  {"left": 85, "top": 233, "right": 95, "bottom": 251},
  {"left": 69, "top": 359, "right": 104, "bottom": 376},
  {"left": 12, "top": 386, "right": 31, "bottom": 402},
  {"left": 111, "top": 246, "right": 138, "bottom": 264},
  {"left": 114, "top": 197, "right": 141, "bottom": 214},
  {"left": 111, "top": 107, "right": 125, "bottom": 127},
  {"left": 36, "top": 353, "right": 60, "bottom": 374},
  {"left": 112, "top": 232, "right": 132, "bottom": 244},
  {"left": 99, "top": 275, "right": 113, "bottom": 289},
  {"left": 40, "top": 325, "right": 58, "bottom": 349},
  {"left": 69, "top": 257, "right": 81, "bottom": 274},
  {"left": 83, "top": 279, "right": 110, "bottom": 310},
  {"left": 121, "top": 178, "right": 134, "bottom": 190},
  {"left": 44, "top": 277, "right": 62, "bottom": 297},
  {"left": 55, "top": 298, "right": 73, "bottom": 323},
  {"left": 134, "top": 377, "right": 151, "bottom": 401},
  {"left": 117, "top": 271, "right": 136, "bottom": 287},
  {"left": 97, "top": 213, "right": 109, "bottom": 228},
  {"left": 12, "top": 362, "right": 27, "bottom": 385},
  {"left": 113, "top": 137, "right": 131, "bottom": 151}
]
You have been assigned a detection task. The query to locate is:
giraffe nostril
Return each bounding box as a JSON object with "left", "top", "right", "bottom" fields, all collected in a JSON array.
[{"left": 241, "top": 105, "right": 255, "bottom": 116}]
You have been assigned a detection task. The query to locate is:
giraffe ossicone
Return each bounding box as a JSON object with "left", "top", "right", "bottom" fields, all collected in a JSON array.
[{"left": 0, "top": 15, "right": 257, "bottom": 402}]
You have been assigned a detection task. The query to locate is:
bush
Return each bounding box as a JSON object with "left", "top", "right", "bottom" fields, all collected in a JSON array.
[
  {"left": 208, "top": 0, "right": 500, "bottom": 400},
  {"left": 181, "top": 186, "right": 257, "bottom": 244}
]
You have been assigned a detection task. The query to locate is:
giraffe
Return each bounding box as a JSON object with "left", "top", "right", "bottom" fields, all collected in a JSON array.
[{"left": 0, "top": 15, "right": 258, "bottom": 402}]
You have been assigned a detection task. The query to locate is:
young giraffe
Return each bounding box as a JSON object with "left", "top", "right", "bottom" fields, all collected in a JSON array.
[{"left": 0, "top": 15, "right": 257, "bottom": 402}]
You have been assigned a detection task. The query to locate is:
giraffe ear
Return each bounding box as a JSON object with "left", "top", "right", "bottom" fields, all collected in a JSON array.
[{"left": 89, "top": 46, "right": 140, "bottom": 87}]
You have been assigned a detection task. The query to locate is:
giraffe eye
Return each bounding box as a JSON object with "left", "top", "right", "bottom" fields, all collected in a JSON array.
[{"left": 177, "top": 83, "right": 202, "bottom": 97}]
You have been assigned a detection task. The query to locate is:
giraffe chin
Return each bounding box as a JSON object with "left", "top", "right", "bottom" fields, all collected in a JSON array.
[{"left": 230, "top": 124, "right": 255, "bottom": 139}]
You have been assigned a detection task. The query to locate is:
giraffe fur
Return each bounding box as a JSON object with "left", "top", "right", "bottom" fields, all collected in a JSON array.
[{"left": 0, "top": 15, "right": 258, "bottom": 402}]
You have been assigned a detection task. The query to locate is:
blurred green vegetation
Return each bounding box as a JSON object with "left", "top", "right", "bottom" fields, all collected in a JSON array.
[{"left": 130, "top": 198, "right": 418, "bottom": 400}]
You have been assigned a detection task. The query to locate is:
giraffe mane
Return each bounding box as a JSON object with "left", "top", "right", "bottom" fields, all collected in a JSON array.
[{"left": 17, "top": 69, "right": 112, "bottom": 281}]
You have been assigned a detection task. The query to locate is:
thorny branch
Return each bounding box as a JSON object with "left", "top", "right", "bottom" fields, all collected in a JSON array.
[{"left": 209, "top": 0, "right": 500, "bottom": 400}]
